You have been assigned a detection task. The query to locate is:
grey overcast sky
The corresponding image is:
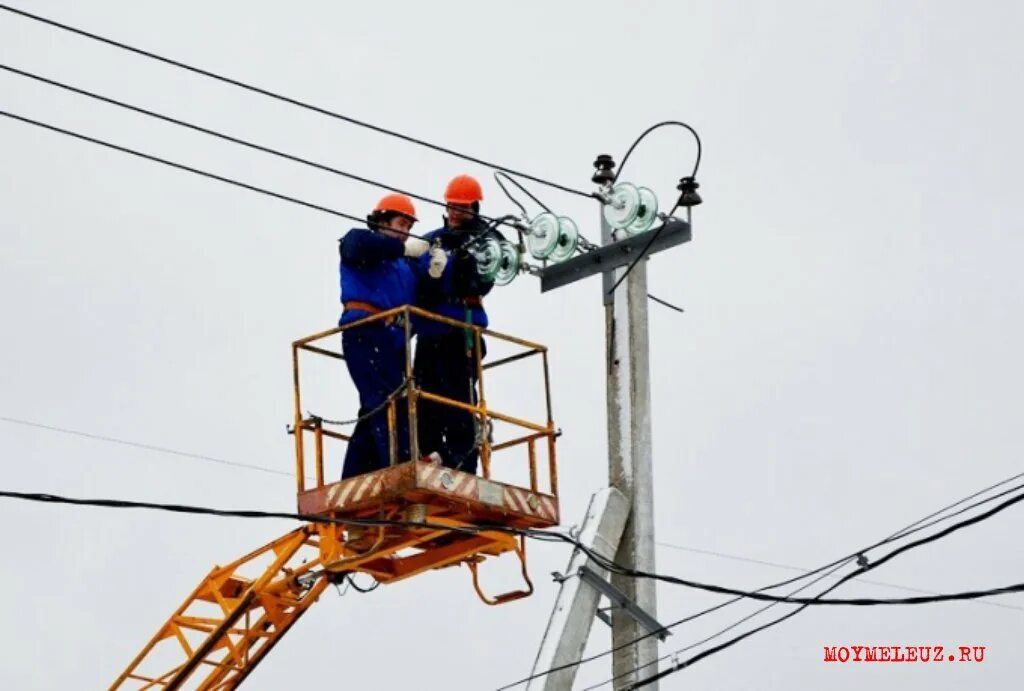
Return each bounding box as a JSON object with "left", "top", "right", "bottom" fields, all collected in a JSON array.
[{"left": 2, "top": 1, "right": 1023, "bottom": 689}]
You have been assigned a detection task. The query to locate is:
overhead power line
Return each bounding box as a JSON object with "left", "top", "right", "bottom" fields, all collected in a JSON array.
[
  {"left": 0, "top": 62, "right": 518, "bottom": 229},
  {"left": 655, "top": 540, "right": 1024, "bottom": 611},
  {"left": 0, "top": 414, "right": 296, "bottom": 479},
  {"left": 2, "top": 488, "right": 1022, "bottom": 610},
  {"left": 0, "top": 109, "right": 366, "bottom": 222},
  {"left": 606, "top": 123, "right": 705, "bottom": 296},
  {"left": 500, "top": 471, "right": 1024, "bottom": 688},
  {"left": 0, "top": 103, "right": 686, "bottom": 310},
  {"left": 623, "top": 484, "right": 1024, "bottom": 689},
  {"left": 575, "top": 484, "right": 1024, "bottom": 605},
  {"left": 0, "top": 3, "right": 593, "bottom": 200}
]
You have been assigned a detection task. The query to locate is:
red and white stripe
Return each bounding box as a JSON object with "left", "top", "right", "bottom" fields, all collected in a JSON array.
[
  {"left": 503, "top": 486, "right": 558, "bottom": 522},
  {"left": 414, "top": 463, "right": 558, "bottom": 522},
  {"left": 417, "top": 463, "right": 477, "bottom": 500},
  {"left": 537, "top": 495, "right": 558, "bottom": 522},
  {"left": 327, "top": 474, "right": 381, "bottom": 510}
]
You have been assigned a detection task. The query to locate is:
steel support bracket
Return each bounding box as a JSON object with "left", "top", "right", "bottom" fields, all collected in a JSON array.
[
  {"left": 578, "top": 565, "right": 672, "bottom": 641},
  {"left": 536, "top": 217, "right": 692, "bottom": 293}
]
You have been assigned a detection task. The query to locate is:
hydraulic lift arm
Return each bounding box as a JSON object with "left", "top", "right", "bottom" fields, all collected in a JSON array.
[{"left": 111, "top": 526, "right": 328, "bottom": 690}]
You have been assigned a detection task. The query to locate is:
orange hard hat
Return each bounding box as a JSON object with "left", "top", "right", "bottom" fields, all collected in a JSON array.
[
  {"left": 374, "top": 193, "right": 418, "bottom": 221},
  {"left": 444, "top": 175, "right": 484, "bottom": 205}
]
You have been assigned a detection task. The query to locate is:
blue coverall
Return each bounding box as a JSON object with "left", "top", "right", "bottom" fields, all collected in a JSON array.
[
  {"left": 413, "top": 218, "right": 499, "bottom": 474},
  {"left": 338, "top": 228, "right": 418, "bottom": 478}
]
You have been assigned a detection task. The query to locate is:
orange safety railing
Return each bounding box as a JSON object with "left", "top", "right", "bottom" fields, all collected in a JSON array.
[{"left": 290, "top": 305, "right": 558, "bottom": 502}]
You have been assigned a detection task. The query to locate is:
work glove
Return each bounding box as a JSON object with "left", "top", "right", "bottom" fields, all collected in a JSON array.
[
  {"left": 428, "top": 246, "right": 448, "bottom": 278},
  {"left": 403, "top": 237, "right": 430, "bottom": 258}
]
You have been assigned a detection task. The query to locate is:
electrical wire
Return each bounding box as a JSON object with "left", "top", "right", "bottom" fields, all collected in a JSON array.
[
  {"left": 0, "top": 34, "right": 693, "bottom": 308},
  {"left": 0, "top": 107, "right": 440, "bottom": 245},
  {"left": 612, "top": 121, "right": 702, "bottom": 184},
  {"left": 493, "top": 173, "right": 530, "bottom": 218},
  {"left": 594, "top": 509, "right": 1024, "bottom": 690},
  {"left": 606, "top": 204, "right": 683, "bottom": 296},
  {"left": 0, "top": 108, "right": 367, "bottom": 223},
  {"left": 0, "top": 489, "right": 508, "bottom": 534},
  {"left": 574, "top": 484, "right": 1024, "bottom": 602},
  {"left": 492, "top": 170, "right": 607, "bottom": 257},
  {"left": 493, "top": 165, "right": 687, "bottom": 311},
  {"left": 0, "top": 3, "right": 593, "bottom": 200},
  {"left": 654, "top": 541, "right": 1024, "bottom": 611},
  {"left": 0, "top": 63, "right": 526, "bottom": 232},
  {"left": 36, "top": 404, "right": 990, "bottom": 612},
  {"left": 622, "top": 486, "right": 1024, "bottom": 689},
  {"left": 499, "top": 471, "right": 1024, "bottom": 689},
  {"left": 645, "top": 293, "right": 684, "bottom": 313},
  {"left": 604, "top": 120, "right": 702, "bottom": 296},
  {"left": 0, "top": 414, "right": 295, "bottom": 479},
  {"left": 494, "top": 171, "right": 555, "bottom": 215},
  {"left": 0, "top": 6, "right": 701, "bottom": 311},
  {"left": 3, "top": 487, "right": 1022, "bottom": 611},
  {"left": 346, "top": 573, "right": 381, "bottom": 594}
]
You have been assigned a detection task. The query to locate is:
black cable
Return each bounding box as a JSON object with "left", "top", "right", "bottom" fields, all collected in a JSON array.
[
  {"left": 492, "top": 171, "right": 611, "bottom": 260},
  {"left": 607, "top": 221, "right": 667, "bottom": 295},
  {"left": 575, "top": 485, "right": 1024, "bottom": 604},
  {"left": 599, "top": 206, "right": 686, "bottom": 308},
  {"left": 606, "top": 203, "right": 683, "bottom": 295},
  {"left": 625, "top": 486, "right": 1024, "bottom": 689},
  {"left": 654, "top": 541, "right": 1023, "bottom": 610},
  {"left": 500, "top": 474, "right": 1024, "bottom": 689},
  {"left": 0, "top": 63, "right": 524, "bottom": 231},
  {"left": 4, "top": 485, "right": 1021, "bottom": 610},
  {"left": 0, "top": 3, "right": 592, "bottom": 200},
  {"left": 0, "top": 108, "right": 366, "bottom": 222},
  {"left": 593, "top": 547, "right": 902, "bottom": 690},
  {"left": 346, "top": 573, "right": 380, "bottom": 594},
  {"left": 0, "top": 489, "right": 513, "bottom": 535},
  {"left": 0, "top": 31, "right": 692, "bottom": 306},
  {"left": 612, "top": 121, "right": 702, "bottom": 184},
  {"left": 645, "top": 293, "right": 684, "bottom": 313},
  {"left": 495, "top": 171, "right": 555, "bottom": 215},
  {"left": 604, "top": 121, "right": 701, "bottom": 297},
  {"left": 701, "top": 479, "right": 1024, "bottom": 597},
  {"left": 493, "top": 173, "right": 530, "bottom": 217},
  {"left": 0, "top": 108, "right": 443, "bottom": 244}
]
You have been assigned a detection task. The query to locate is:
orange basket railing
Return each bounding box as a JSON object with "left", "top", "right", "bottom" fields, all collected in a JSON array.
[{"left": 291, "top": 305, "right": 558, "bottom": 500}]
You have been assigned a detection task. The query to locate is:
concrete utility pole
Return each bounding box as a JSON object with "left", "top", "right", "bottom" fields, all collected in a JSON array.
[
  {"left": 602, "top": 214, "right": 660, "bottom": 688},
  {"left": 536, "top": 157, "right": 693, "bottom": 688}
]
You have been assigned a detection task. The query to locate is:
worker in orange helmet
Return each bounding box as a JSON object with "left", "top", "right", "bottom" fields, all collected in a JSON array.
[
  {"left": 413, "top": 174, "right": 502, "bottom": 474},
  {"left": 338, "top": 193, "right": 446, "bottom": 478}
]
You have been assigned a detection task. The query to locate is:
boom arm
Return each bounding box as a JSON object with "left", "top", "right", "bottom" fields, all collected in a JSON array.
[{"left": 112, "top": 527, "right": 327, "bottom": 690}]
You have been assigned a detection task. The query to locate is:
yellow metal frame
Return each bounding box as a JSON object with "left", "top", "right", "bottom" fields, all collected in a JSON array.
[
  {"left": 114, "top": 310, "right": 560, "bottom": 688},
  {"left": 291, "top": 305, "right": 559, "bottom": 498},
  {"left": 112, "top": 528, "right": 326, "bottom": 690}
]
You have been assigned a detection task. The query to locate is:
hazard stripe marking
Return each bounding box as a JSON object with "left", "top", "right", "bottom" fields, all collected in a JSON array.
[
  {"left": 450, "top": 474, "right": 474, "bottom": 496},
  {"left": 504, "top": 488, "right": 526, "bottom": 513},
  {"left": 327, "top": 485, "right": 342, "bottom": 507},
  {"left": 352, "top": 476, "right": 376, "bottom": 502},
  {"left": 539, "top": 496, "right": 557, "bottom": 520}
]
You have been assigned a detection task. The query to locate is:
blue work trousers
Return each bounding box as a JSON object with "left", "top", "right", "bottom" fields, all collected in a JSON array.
[
  {"left": 341, "top": 324, "right": 410, "bottom": 478},
  {"left": 413, "top": 331, "right": 484, "bottom": 474}
]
